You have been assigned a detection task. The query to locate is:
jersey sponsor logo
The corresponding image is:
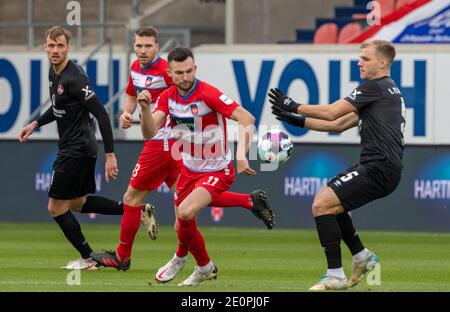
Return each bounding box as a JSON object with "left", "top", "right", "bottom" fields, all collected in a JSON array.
[
  {"left": 81, "top": 85, "right": 95, "bottom": 100},
  {"left": 219, "top": 94, "right": 234, "bottom": 105},
  {"left": 190, "top": 104, "right": 199, "bottom": 116},
  {"left": 145, "top": 76, "right": 152, "bottom": 87},
  {"left": 52, "top": 107, "right": 66, "bottom": 118},
  {"left": 172, "top": 115, "right": 195, "bottom": 131},
  {"left": 51, "top": 92, "right": 66, "bottom": 117},
  {"left": 57, "top": 84, "right": 64, "bottom": 95}
]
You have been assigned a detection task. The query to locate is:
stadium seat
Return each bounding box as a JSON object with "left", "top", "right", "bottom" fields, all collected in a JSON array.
[
  {"left": 395, "top": 0, "right": 416, "bottom": 10},
  {"left": 352, "top": 0, "right": 396, "bottom": 20},
  {"left": 379, "top": 0, "right": 396, "bottom": 17},
  {"left": 313, "top": 23, "right": 338, "bottom": 44},
  {"left": 338, "top": 22, "right": 363, "bottom": 43}
]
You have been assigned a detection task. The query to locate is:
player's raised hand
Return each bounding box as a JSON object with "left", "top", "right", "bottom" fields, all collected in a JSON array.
[
  {"left": 104, "top": 153, "right": 119, "bottom": 183},
  {"left": 18, "top": 121, "right": 38, "bottom": 143},
  {"left": 268, "top": 88, "right": 300, "bottom": 113},
  {"left": 120, "top": 112, "right": 133, "bottom": 129},
  {"left": 237, "top": 158, "right": 256, "bottom": 176},
  {"left": 137, "top": 90, "right": 152, "bottom": 110},
  {"left": 272, "top": 105, "right": 306, "bottom": 128}
]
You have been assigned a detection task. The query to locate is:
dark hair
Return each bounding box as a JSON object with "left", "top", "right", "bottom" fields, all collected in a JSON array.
[
  {"left": 135, "top": 26, "right": 159, "bottom": 43},
  {"left": 168, "top": 47, "right": 194, "bottom": 63},
  {"left": 44, "top": 26, "right": 71, "bottom": 44},
  {"left": 361, "top": 39, "right": 396, "bottom": 64}
]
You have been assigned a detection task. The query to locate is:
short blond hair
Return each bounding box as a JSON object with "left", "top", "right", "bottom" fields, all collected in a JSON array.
[
  {"left": 44, "top": 26, "right": 71, "bottom": 44},
  {"left": 361, "top": 39, "right": 396, "bottom": 64}
]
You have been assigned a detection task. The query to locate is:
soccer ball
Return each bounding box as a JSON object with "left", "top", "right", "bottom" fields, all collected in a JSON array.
[{"left": 257, "top": 129, "right": 294, "bottom": 165}]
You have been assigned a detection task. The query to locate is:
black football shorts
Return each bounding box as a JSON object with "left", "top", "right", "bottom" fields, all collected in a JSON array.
[
  {"left": 328, "top": 160, "right": 402, "bottom": 211},
  {"left": 48, "top": 155, "right": 97, "bottom": 200}
]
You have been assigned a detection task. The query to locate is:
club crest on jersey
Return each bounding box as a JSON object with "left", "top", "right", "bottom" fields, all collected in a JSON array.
[
  {"left": 145, "top": 76, "right": 152, "bottom": 87},
  {"left": 190, "top": 104, "right": 199, "bottom": 116},
  {"left": 57, "top": 84, "right": 64, "bottom": 95}
]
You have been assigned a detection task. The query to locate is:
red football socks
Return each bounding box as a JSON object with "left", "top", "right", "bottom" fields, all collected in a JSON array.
[
  {"left": 211, "top": 192, "right": 253, "bottom": 209},
  {"left": 189, "top": 228, "right": 210, "bottom": 266},
  {"left": 176, "top": 217, "right": 197, "bottom": 257},
  {"left": 116, "top": 204, "right": 142, "bottom": 259}
]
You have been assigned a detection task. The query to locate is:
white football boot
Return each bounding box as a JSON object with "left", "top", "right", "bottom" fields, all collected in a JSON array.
[
  {"left": 155, "top": 254, "right": 187, "bottom": 283},
  {"left": 178, "top": 265, "right": 219, "bottom": 286},
  {"left": 61, "top": 257, "right": 99, "bottom": 270}
]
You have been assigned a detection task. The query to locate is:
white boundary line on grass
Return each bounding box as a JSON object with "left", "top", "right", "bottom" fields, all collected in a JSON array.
[{"left": 0, "top": 281, "right": 179, "bottom": 287}]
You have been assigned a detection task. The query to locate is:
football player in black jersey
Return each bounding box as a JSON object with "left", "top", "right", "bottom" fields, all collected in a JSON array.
[
  {"left": 270, "top": 40, "right": 405, "bottom": 290},
  {"left": 18, "top": 26, "right": 125, "bottom": 270}
]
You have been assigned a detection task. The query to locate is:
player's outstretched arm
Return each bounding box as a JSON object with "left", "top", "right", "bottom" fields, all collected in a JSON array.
[
  {"left": 268, "top": 88, "right": 356, "bottom": 121},
  {"left": 272, "top": 107, "right": 359, "bottom": 133},
  {"left": 137, "top": 90, "right": 166, "bottom": 139},
  {"left": 230, "top": 106, "right": 256, "bottom": 176},
  {"left": 305, "top": 112, "right": 359, "bottom": 132}
]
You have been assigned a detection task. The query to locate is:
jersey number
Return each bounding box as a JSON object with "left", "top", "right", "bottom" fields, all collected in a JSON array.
[
  {"left": 203, "top": 176, "right": 219, "bottom": 186},
  {"left": 132, "top": 164, "right": 141, "bottom": 178},
  {"left": 340, "top": 171, "right": 359, "bottom": 182}
]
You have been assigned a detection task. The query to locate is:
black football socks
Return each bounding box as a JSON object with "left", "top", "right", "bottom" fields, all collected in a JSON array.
[
  {"left": 80, "top": 196, "right": 124, "bottom": 215},
  {"left": 336, "top": 212, "right": 365, "bottom": 256},
  {"left": 314, "top": 214, "right": 342, "bottom": 269},
  {"left": 54, "top": 210, "right": 92, "bottom": 259}
]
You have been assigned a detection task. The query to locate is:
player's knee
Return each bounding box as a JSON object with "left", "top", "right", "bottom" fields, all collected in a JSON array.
[
  {"left": 177, "top": 205, "right": 194, "bottom": 220},
  {"left": 70, "top": 206, "right": 81, "bottom": 213},
  {"left": 47, "top": 202, "right": 66, "bottom": 217},
  {"left": 123, "top": 191, "right": 138, "bottom": 206},
  {"left": 124, "top": 187, "right": 147, "bottom": 207},
  {"left": 47, "top": 203, "right": 58, "bottom": 216},
  {"left": 70, "top": 197, "right": 86, "bottom": 212},
  {"left": 312, "top": 197, "right": 328, "bottom": 217}
]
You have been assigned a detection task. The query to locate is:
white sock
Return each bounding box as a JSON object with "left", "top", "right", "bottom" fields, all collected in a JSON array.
[
  {"left": 198, "top": 261, "right": 214, "bottom": 273},
  {"left": 327, "top": 267, "right": 346, "bottom": 279},
  {"left": 353, "top": 248, "right": 370, "bottom": 263}
]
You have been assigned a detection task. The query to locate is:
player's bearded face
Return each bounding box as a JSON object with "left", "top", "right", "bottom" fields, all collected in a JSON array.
[
  {"left": 170, "top": 58, "right": 197, "bottom": 92},
  {"left": 44, "top": 35, "right": 69, "bottom": 66},
  {"left": 134, "top": 36, "right": 159, "bottom": 67}
]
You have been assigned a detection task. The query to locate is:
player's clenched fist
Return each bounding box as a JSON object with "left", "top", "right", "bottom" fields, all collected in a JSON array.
[
  {"left": 137, "top": 90, "right": 152, "bottom": 110},
  {"left": 120, "top": 112, "right": 133, "bottom": 129}
]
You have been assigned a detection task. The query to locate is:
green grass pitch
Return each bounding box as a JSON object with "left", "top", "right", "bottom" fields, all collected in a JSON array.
[{"left": 1, "top": 223, "right": 450, "bottom": 292}]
